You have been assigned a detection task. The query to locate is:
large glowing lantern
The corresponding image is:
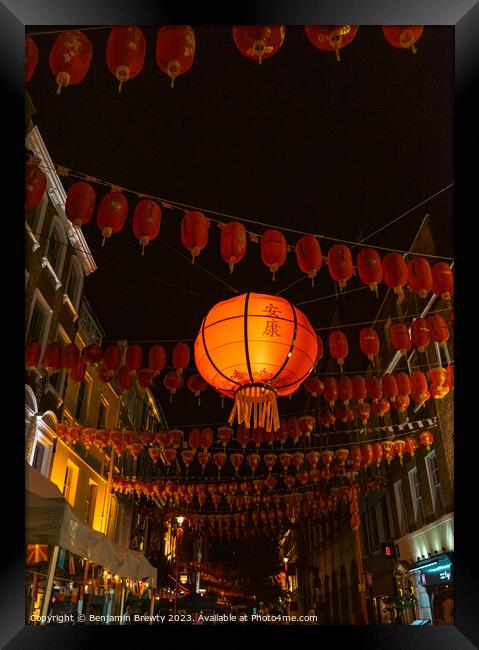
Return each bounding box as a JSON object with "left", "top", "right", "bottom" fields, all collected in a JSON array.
[
  {"left": 49, "top": 30, "right": 93, "bottom": 94},
  {"left": 106, "top": 26, "right": 146, "bottom": 92},
  {"left": 304, "top": 25, "right": 359, "bottom": 62},
  {"left": 194, "top": 292, "right": 318, "bottom": 431},
  {"left": 232, "top": 25, "right": 285, "bottom": 64}
]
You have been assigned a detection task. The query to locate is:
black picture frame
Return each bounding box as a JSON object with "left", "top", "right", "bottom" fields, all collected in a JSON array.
[{"left": 4, "top": 1, "right": 477, "bottom": 647}]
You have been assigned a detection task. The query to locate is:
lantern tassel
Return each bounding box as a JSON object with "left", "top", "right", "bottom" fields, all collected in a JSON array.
[
  {"left": 56, "top": 83, "right": 63, "bottom": 96},
  {"left": 410, "top": 43, "right": 417, "bottom": 54},
  {"left": 335, "top": 47, "right": 341, "bottom": 63},
  {"left": 118, "top": 80, "right": 124, "bottom": 93}
]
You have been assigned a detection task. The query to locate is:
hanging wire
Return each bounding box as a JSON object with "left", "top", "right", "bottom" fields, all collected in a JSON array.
[{"left": 31, "top": 157, "right": 454, "bottom": 261}]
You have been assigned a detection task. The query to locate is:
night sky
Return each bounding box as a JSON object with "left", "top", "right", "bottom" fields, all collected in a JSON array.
[{"left": 26, "top": 25, "right": 454, "bottom": 428}]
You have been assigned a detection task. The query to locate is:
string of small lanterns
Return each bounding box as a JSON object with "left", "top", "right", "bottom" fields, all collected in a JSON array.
[{"left": 25, "top": 25, "right": 426, "bottom": 93}]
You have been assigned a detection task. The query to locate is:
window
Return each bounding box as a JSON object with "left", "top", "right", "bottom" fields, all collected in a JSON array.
[
  {"left": 26, "top": 291, "right": 53, "bottom": 365},
  {"left": 84, "top": 481, "right": 98, "bottom": 527},
  {"left": 394, "top": 479, "right": 408, "bottom": 536},
  {"left": 75, "top": 379, "right": 90, "bottom": 422},
  {"left": 97, "top": 400, "right": 109, "bottom": 428},
  {"left": 380, "top": 496, "right": 391, "bottom": 541},
  {"left": 46, "top": 225, "right": 62, "bottom": 272},
  {"left": 48, "top": 326, "right": 69, "bottom": 396},
  {"left": 63, "top": 461, "right": 79, "bottom": 506},
  {"left": 369, "top": 505, "right": 379, "bottom": 548},
  {"left": 425, "top": 451, "right": 445, "bottom": 515},
  {"left": 65, "top": 256, "right": 83, "bottom": 311},
  {"left": 43, "top": 217, "right": 67, "bottom": 286},
  {"left": 408, "top": 467, "right": 425, "bottom": 527},
  {"left": 32, "top": 442, "right": 46, "bottom": 472},
  {"left": 26, "top": 192, "right": 48, "bottom": 235}
]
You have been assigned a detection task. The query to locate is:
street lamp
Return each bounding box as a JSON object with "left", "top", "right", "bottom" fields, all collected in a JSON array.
[{"left": 173, "top": 516, "right": 185, "bottom": 617}]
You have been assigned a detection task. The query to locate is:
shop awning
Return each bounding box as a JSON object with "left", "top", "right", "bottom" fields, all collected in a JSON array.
[{"left": 25, "top": 464, "right": 157, "bottom": 587}]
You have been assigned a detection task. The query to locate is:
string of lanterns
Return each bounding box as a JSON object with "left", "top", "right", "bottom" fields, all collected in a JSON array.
[
  {"left": 26, "top": 323, "right": 453, "bottom": 404},
  {"left": 25, "top": 25, "right": 425, "bottom": 93},
  {"left": 25, "top": 159, "right": 454, "bottom": 297}
]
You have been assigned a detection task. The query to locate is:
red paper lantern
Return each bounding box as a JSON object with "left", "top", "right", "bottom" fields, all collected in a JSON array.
[
  {"left": 103, "top": 345, "right": 121, "bottom": 375},
  {"left": 220, "top": 222, "right": 247, "bottom": 273},
  {"left": 366, "top": 377, "right": 382, "bottom": 402},
  {"left": 357, "top": 248, "right": 383, "bottom": 295},
  {"left": 106, "top": 26, "right": 146, "bottom": 92},
  {"left": 187, "top": 373, "right": 208, "bottom": 405},
  {"left": 81, "top": 344, "right": 104, "bottom": 364},
  {"left": 232, "top": 25, "right": 285, "bottom": 64},
  {"left": 172, "top": 342, "right": 190, "bottom": 376},
  {"left": 432, "top": 262, "right": 454, "bottom": 300},
  {"left": 382, "top": 441, "right": 396, "bottom": 464},
  {"left": 132, "top": 199, "right": 161, "bottom": 255},
  {"left": 305, "top": 25, "right": 359, "bottom": 61},
  {"left": 62, "top": 343, "right": 80, "bottom": 370},
  {"left": 382, "top": 252, "right": 408, "bottom": 301},
  {"left": 430, "top": 384, "right": 450, "bottom": 400},
  {"left": 360, "top": 327, "right": 380, "bottom": 361},
  {"left": 138, "top": 368, "right": 154, "bottom": 388},
  {"left": 304, "top": 375, "right": 324, "bottom": 397},
  {"left": 42, "top": 342, "right": 62, "bottom": 374},
  {"left": 65, "top": 182, "right": 96, "bottom": 228},
  {"left": 25, "top": 163, "right": 47, "bottom": 212},
  {"left": 410, "top": 318, "right": 430, "bottom": 352},
  {"left": 181, "top": 211, "right": 209, "bottom": 263},
  {"left": 429, "top": 367, "right": 447, "bottom": 386},
  {"left": 25, "top": 341, "right": 41, "bottom": 370},
  {"left": 329, "top": 330, "right": 349, "bottom": 367},
  {"left": 148, "top": 345, "right": 166, "bottom": 374},
  {"left": 427, "top": 315, "right": 449, "bottom": 343},
  {"left": 404, "top": 436, "right": 418, "bottom": 457},
  {"left": 352, "top": 375, "right": 367, "bottom": 402},
  {"left": 236, "top": 424, "right": 250, "bottom": 449},
  {"left": 163, "top": 370, "right": 184, "bottom": 401},
  {"left": 411, "top": 370, "right": 428, "bottom": 394},
  {"left": 25, "top": 35, "right": 39, "bottom": 83},
  {"left": 213, "top": 452, "right": 227, "bottom": 477},
  {"left": 408, "top": 257, "right": 433, "bottom": 298},
  {"left": 382, "top": 25, "right": 424, "bottom": 54},
  {"left": 194, "top": 292, "right": 318, "bottom": 431},
  {"left": 372, "top": 442, "right": 383, "bottom": 466},
  {"left": 49, "top": 30, "right": 93, "bottom": 94},
  {"left": 319, "top": 409, "right": 336, "bottom": 428},
  {"left": 395, "top": 372, "right": 411, "bottom": 396},
  {"left": 382, "top": 374, "right": 399, "bottom": 399},
  {"left": 287, "top": 418, "right": 302, "bottom": 444},
  {"left": 295, "top": 235, "right": 323, "bottom": 286},
  {"left": 261, "top": 229, "right": 287, "bottom": 280},
  {"left": 328, "top": 244, "right": 354, "bottom": 289},
  {"left": 372, "top": 397, "right": 390, "bottom": 418},
  {"left": 419, "top": 430, "right": 434, "bottom": 451},
  {"left": 118, "top": 366, "right": 133, "bottom": 391},
  {"left": 149, "top": 447, "right": 161, "bottom": 464},
  {"left": 96, "top": 191, "right": 128, "bottom": 245},
  {"left": 354, "top": 403, "right": 371, "bottom": 425},
  {"left": 323, "top": 377, "right": 338, "bottom": 405},
  {"left": 230, "top": 452, "right": 244, "bottom": 475},
  {"left": 390, "top": 323, "right": 412, "bottom": 355},
  {"left": 335, "top": 404, "right": 354, "bottom": 423},
  {"left": 247, "top": 453, "right": 261, "bottom": 475},
  {"left": 337, "top": 376, "right": 353, "bottom": 404},
  {"left": 391, "top": 395, "right": 410, "bottom": 412},
  {"left": 361, "top": 443, "right": 374, "bottom": 468},
  {"left": 315, "top": 334, "right": 324, "bottom": 365},
  {"left": 156, "top": 26, "right": 195, "bottom": 87},
  {"left": 125, "top": 344, "right": 143, "bottom": 374}
]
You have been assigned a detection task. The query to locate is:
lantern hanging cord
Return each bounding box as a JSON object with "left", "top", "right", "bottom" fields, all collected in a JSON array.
[{"left": 34, "top": 158, "right": 454, "bottom": 261}]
